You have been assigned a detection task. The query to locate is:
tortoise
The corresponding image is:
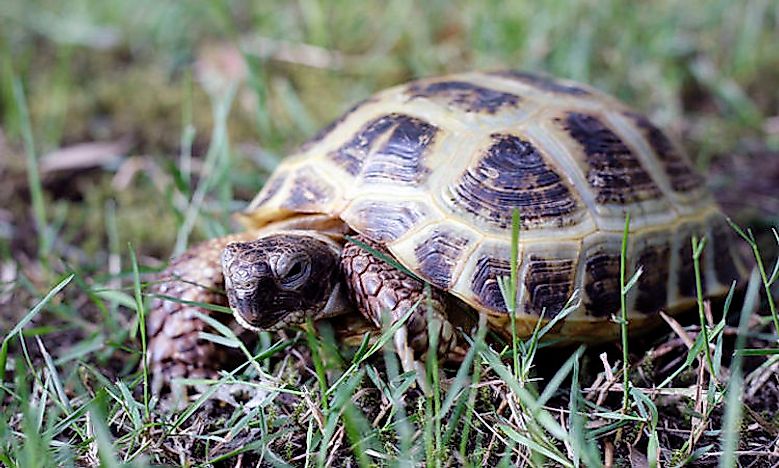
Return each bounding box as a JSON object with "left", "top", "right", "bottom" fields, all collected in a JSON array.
[{"left": 148, "top": 70, "right": 746, "bottom": 392}]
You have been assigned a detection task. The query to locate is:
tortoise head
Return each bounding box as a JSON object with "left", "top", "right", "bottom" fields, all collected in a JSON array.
[{"left": 220, "top": 233, "right": 347, "bottom": 331}]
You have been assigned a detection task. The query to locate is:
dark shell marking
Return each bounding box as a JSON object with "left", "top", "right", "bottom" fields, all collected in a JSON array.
[
  {"left": 711, "top": 219, "right": 740, "bottom": 285},
  {"left": 523, "top": 255, "right": 577, "bottom": 316},
  {"left": 327, "top": 113, "right": 397, "bottom": 175},
  {"left": 327, "top": 113, "right": 439, "bottom": 183},
  {"left": 584, "top": 252, "right": 621, "bottom": 317},
  {"left": 362, "top": 115, "right": 439, "bottom": 185},
  {"left": 558, "top": 112, "right": 663, "bottom": 205},
  {"left": 490, "top": 70, "right": 590, "bottom": 96},
  {"left": 348, "top": 199, "right": 429, "bottom": 242},
  {"left": 301, "top": 98, "right": 375, "bottom": 151},
  {"left": 472, "top": 256, "right": 510, "bottom": 313},
  {"left": 414, "top": 229, "right": 473, "bottom": 289},
  {"left": 449, "top": 134, "right": 580, "bottom": 229},
  {"left": 407, "top": 80, "right": 521, "bottom": 114},
  {"left": 626, "top": 112, "right": 704, "bottom": 193},
  {"left": 280, "top": 169, "right": 335, "bottom": 211},
  {"left": 253, "top": 170, "right": 288, "bottom": 206},
  {"left": 635, "top": 242, "right": 670, "bottom": 313}
]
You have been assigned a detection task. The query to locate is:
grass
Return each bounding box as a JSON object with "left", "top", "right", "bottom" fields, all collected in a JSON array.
[
  {"left": 692, "top": 235, "right": 715, "bottom": 376},
  {"left": 728, "top": 220, "right": 779, "bottom": 336},
  {"left": 11, "top": 77, "right": 48, "bottom": 263},
  {"left": 1, "top": 0, "right": 779, "bottom": 466},
  {"left": 619, "top": 213, "right": 637, "bottom": 413}
]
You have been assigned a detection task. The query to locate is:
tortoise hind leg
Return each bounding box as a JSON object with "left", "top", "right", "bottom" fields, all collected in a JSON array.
[
  {"left": 340, "top": 236, "right": 461, "bottom": 390},
  {"left": 148, "top": 232, "right": 260, "bottom": 396}
]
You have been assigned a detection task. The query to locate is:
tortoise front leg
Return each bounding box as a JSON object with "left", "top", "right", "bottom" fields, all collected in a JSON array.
[
  {"left": 340, "top": 236, "right": 460, "bottom": 389},
  {"left": 147, "top": 232, "right": 260, "bottom": 395}
]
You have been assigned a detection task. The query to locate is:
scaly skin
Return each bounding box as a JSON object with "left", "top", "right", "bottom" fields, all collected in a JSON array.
[{"left": 340, "top": 237, "right": 460, "bottom": 370}]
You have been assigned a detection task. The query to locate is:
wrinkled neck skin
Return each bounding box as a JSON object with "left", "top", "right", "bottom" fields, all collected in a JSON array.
[{"left": 221, "top": 230, "right": 351, "bottom": 332}]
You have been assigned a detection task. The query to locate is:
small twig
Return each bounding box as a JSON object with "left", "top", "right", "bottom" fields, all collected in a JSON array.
[
  {"left": 581, "top": 384, "right": 696, "bottom": 399},
  {"left": 659, "top": 311, "right": 696, "bottom": 349},
  {"left": 302, "top": 389, "right": 325, "bottom": 433},
  {"left": 745, "top": 355, "right": 779, "bottom": 398},
  {"left": 604, "top": 439, "right": 614, "bottom": 468},
  {"left": 325, "top": 426, "right": 346, "bottom": 467},
  {"left": 687, "top": 358, "right": 708, "bottom": 455}
]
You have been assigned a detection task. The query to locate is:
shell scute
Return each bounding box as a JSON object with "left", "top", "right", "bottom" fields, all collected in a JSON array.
[
  {"left": 447, "top": 133, "right": 583, "bottom": 230},
  {"left": 326, "top": 113, "right": 398, "bottom": 176},
  {"left": 709, "top": 218, "right": 744, "bottom": 286},
  {"left": 301, "top": 98, "right": 376, "bottom": 152},
  {"left": 624, "top": 111, "right": 705, "bottom": 193},
  {"left": 471, "top": 255, "right": 511, "bottom": 313},
  {"left": 342, "top": 198, "right": 433, "bottom": 243},
  {"left": 361, "top": 114, "right": 439, "bottom": 186},
  {"left": 555, "top": 111, "right": 663, "bottom": 205},
  {"left": 579, "top": 234, "right": 622, "bottom": 318},
  {"left": 281, "top": 167, "right": 336, "bottom": 212},
  {"left": 489, "top": 70, "right": 592, "bottom": 96},
  {"left": 633, "top": 235, "right": 672, "bottom": 314},
  {"left": 413, "top": 227, "right": 475, "bottom": 289},
  {"left": 521, "top": 245, "right": 579, "bottom": 317},
  {"left": 407, "top": 80, "right": 522, "bottom": 114}
]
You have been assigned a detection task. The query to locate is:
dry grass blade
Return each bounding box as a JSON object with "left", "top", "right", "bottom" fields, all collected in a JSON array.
[{"left": 39, "top": 140, "right": 130, "bottom": 173}]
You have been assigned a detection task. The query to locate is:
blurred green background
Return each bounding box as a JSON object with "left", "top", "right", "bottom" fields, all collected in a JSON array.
[{"left": 1, "top": 0, "right": 778, "bottom": 265}]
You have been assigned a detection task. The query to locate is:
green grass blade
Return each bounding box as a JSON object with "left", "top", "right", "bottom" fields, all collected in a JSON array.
[
  {"left": 691, "top": 235, "right": 715, "bottom": 376},
  {"left": 498, "top": 425, "right": 573, "bottom": 468},
  {"left": 34, "top": 336, "right": 71, "bottom": 413},
  {"left": 3, "top": 274, "right": 74, "bottom": 343},
  {"left": 1, "top": 274, "right": 74, "bottom": 384},
  {"left": 11, "top": 76, "right": 48, "bottom": 261},
  {"left": 727, "top": 219, "right": 779, "bottom": 338},
  {"left": 345, "top": 235, "right": 423, "bottom": 282},
  {"left": 734, "top": 348, "right": 779, "bottom": 357},
  {"left": 619, "top": 212, "right": 630, "bottom": 412},
  {"left": 128, "top": 245, "right": 150, "bottom": 420},
  {"left": 719, "top": 270, "right": 759, "bottom": 467},
  {"left": 89, "top": 390, "right": 122, "bottom": 468},
  {"left": 304, "top": 317, "right": 330, "bottom": 413},
  {"left": 151, "top": 293, "right": 233, "bottom": 314},
  {"left": 478, "top": 345, "right": 569, "bottom": 441}
]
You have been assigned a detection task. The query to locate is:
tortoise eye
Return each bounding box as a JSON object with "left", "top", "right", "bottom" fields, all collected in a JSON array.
[
  {"left": 279, "top": 257, "right": 311, "bottom": 290},
  {"left": 286, "top": 261, "right": 303, "bottom": 278}
]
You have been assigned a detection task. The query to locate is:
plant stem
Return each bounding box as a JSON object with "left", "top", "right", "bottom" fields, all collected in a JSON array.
[
  {"left": 510, "top": 208, "right": 521, "bottom": 380},
  {"left": 692, "top": 236, "right": 715, "bottom": 376},
  {"left": 620, "top": 213, "right": 631, "bottom": 413}
]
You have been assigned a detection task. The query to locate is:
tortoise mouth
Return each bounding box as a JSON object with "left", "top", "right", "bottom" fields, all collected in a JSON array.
[
  {"left": 232, "top": 304, "right": 266, "bottom": 331},
  {"left": 231, "top": 304, "right": 299, "bottom": 332},
  {"left": 227, "top": 288, "right": 265, "bottom": 331},
  {"left": 227, "top": 287, "right": 341, "bottom": 332},
  {"left": 227, "top": 288, "right": 302, "bottom": 332}
]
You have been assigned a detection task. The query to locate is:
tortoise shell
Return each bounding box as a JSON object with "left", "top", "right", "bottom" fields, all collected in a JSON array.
[{"left": 239, "top": 71, "right": 746, "bottom": 341}]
